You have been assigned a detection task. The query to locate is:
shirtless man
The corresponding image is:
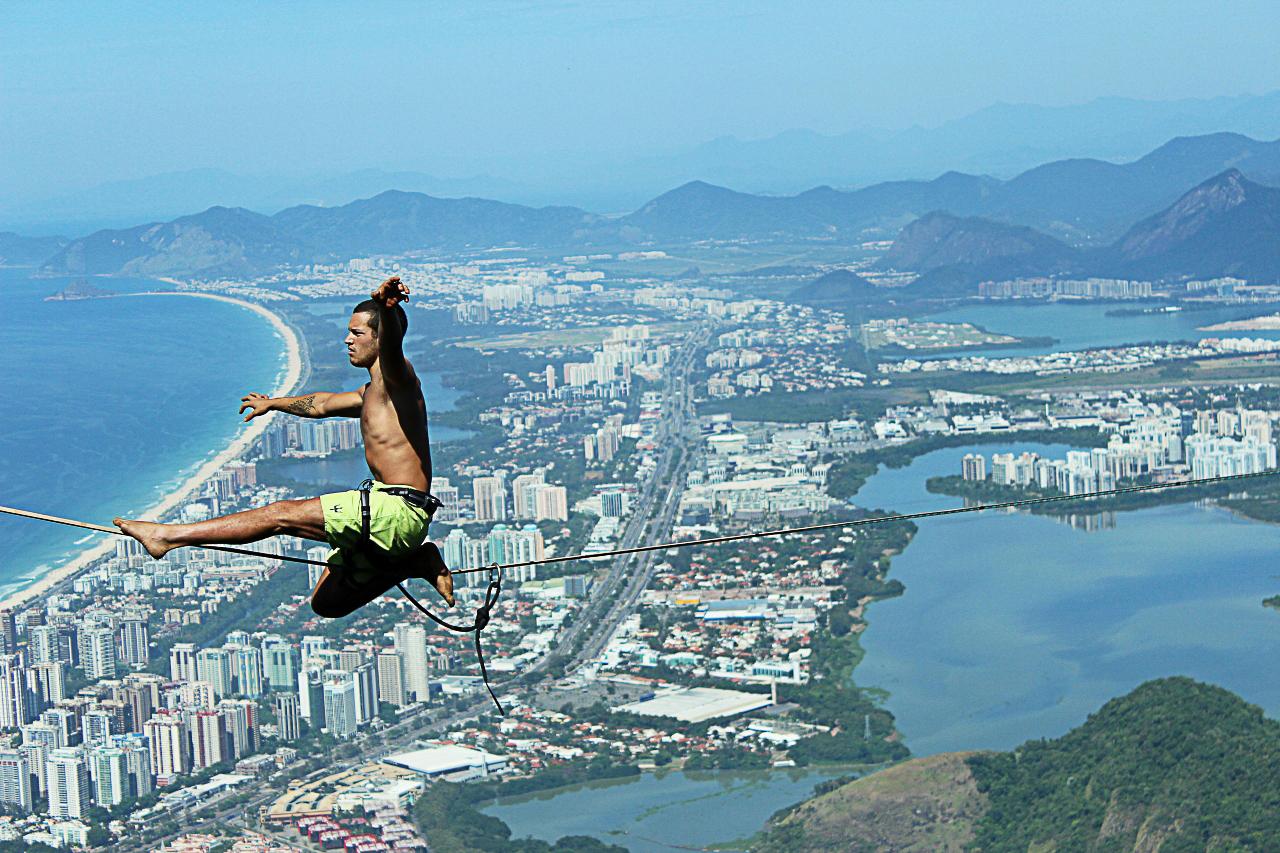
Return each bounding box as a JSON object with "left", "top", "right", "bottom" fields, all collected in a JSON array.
[{"left": 114, "top": 276, "right": 453, "bottom": 617}]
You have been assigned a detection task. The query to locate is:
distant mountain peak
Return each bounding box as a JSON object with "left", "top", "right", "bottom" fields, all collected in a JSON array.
[{"left": 1110, "top": 167, "right": 1280, "bottom": 277}]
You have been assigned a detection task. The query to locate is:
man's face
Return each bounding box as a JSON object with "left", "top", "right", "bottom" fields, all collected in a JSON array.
[{"left": 345, "top": 312, "right": 378, "bottom": 368}]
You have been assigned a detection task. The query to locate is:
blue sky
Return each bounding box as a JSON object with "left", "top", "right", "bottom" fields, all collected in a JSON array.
[{"left": 4, "top": 0, "right": 1280, "bottom": 199}]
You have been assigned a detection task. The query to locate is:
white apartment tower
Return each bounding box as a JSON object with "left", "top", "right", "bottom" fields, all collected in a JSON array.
[
  {"left": 472, "top": 476, "right": 507, "bottom": 522},
  {"left": 0, "top": 749, "right": 32, "bottom": 811},
  {"left": 393, "top": 625, "right": 431, "bottom": 702},
  {"left": 376, "top": 651, "right": 408, "bottom": 708},
  {"left": 169, "top": 643, "right": 197, "bottom": 683},
  {"left": 144, "top": 711, "right": 189, "bottom": 785},
  {"left": 45, "top": 748, "right": 89, "bottom": 818},
  {"left": 79, "top": 627, "right": 117, "bottom": 680}
]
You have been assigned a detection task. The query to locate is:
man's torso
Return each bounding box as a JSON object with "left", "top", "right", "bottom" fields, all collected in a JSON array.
[{"left": 360, "top": 359, "right": 432, "bottom": 490}]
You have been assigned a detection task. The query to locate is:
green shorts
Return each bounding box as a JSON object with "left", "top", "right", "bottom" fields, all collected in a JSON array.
[{"left": 320, "top": 482, "right": 433, "bottom": 559}]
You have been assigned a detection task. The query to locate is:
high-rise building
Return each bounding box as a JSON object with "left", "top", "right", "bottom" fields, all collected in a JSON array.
[
  {"left": 232, "top": 646, "right": 263, "bottom": 697},
  {"left": 32, "top": 662, "right": 67, "bottom": 708},
  {"left": 273, "top": 694, "right": 300, "bottom": 742},
  {"left": 472, "top": 476, "right": 507, "bottom": 522},
  {"left": 511, "top": 471, "right": 546, "bottom": 519},
  {"left": 45, "top": 748, "right": 89, "bottom": 818},
  {"left": 90, "top": 747, "right": 128, "bottom": 807},
  {"left": 79, "top": 627, "right": 117, "bottom": 680},
  {"left": 29, "top": 626, "right": 59, "bottom": 666},
  {"left": 111, "top": 733, "right": 152, "bottom": 799},
  {"left": 0, "top": 749, "right": 32, "bottom": 812},
  {"left": 218, "top": 700, "right": 258, "bottom": 759},
  {"left": 144, "top": 711, "right": 189, "bottom": 786},
  {"left": 22, "top": 721, "right": 60, "bottom": 753},
  {"left": 393, "top": 625, "right": 430, "bottom": 702},
  {"left": 322, "top": 673, "right": 359, "bottom": 738},
  {"left": 190, "top": 710, "right": 224, "bottom": 771},
  {"left": 534, "top": 484, "right": 569, "bottom": 521},
  {"left": 0, "top": 610, "right": 16, "bottom": 656},
  {"left": 169, "top": 643, "right": 197, "bottom": 683},
  {"left": 0, "top": 655, "right": 32, "bottom": 729},
  {"left": 351, "top": 662, "right": 377, "bottom": 725},
  {"left": 337, "top": 647, "right": 368, "bottom": 673},
  {"left": 82, "top": 709, "right": 115, "bottom": 748},
  {"left": 118, "top": 618, "right": 150, "bottom": 667},
  {"left": 297, "top": 670, "right": 325, "bottom": 727},
  {"left": 175, "top": 680, "right": 216, "bottom": 711},
  {"left": 121, "top": 685, "right": 154, "bottom": 733},
  {"left": 961, "top": 453, "right": 987, "bottom": 481},
  {"left": 41, "top": 708, "right": 79, "bottom": 747},
  {"left": 433, "top": 479, "right": 460, "bottom": 523},
  {"left": 600, "top": 490, "right": 625, "bottom": 518},
  {"left": 262, "top": 638, "right": 298, "bottom": 691},
  {"left": 196, "top": 648, "right": 235, "bottom": 699},
  {"left": 21, "top": 742, "right": 48, "bottom": 797},
  {"left": 375, "top": 651, "right": 407, "bottom": 708},
  {"left": 595, "top": 427, "right": 619, "bottom": 462}
]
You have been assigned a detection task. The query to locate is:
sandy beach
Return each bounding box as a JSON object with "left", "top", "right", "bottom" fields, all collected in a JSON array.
[
  {"left": 0, "top": 291, "right": 303, "bottom": 610},
  {"left": 1200, "top": 314, "right": 1280, "bottom": 331}
]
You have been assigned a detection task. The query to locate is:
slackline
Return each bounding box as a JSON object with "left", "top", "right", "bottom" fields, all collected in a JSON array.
[{"left": 1, "top": 468, "right": 1278, "bottom": 576}]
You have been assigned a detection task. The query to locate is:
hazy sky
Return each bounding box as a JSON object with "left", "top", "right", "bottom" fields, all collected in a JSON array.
[{"left": 4, "top": 0, "right": 1280, "bottom": 198}]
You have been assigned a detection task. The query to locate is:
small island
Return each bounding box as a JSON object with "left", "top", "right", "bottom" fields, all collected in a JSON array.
[
  {"left": 861, "top": 317, "right": 1054, "bottom": 355},
  {"left": 44, "top": 278, "right": 112, "bottom": 301}
]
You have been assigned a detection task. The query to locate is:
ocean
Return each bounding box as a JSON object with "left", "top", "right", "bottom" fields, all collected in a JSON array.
[{"left": 0, "top": 269, "right": 289, "bottom": 598}]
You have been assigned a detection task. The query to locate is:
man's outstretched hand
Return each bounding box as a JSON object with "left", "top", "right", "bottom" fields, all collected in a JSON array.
[
  {"left": 371, "top": 276, "right": 410, "bottom": 308},
  {"left": 240, "top": 392, "right": 274, "bottom": 422}
]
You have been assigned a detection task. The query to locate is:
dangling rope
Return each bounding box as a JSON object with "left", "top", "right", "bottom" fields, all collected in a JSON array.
[{"left": 396, "top": 566, "right": 505, "bottom": 715}]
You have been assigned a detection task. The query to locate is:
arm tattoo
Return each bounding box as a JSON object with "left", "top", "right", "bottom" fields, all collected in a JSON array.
[{"left": 284, "top": 394, "right": 318, "bottom": 416}]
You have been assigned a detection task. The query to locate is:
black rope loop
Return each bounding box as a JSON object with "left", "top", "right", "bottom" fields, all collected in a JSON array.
[{"left": 396, "top": 562, "right": 505, "bottom": 715}]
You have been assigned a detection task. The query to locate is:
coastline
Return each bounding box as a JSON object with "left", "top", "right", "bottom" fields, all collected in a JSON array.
[
  {"left": 1200, "top": 314, "right": 1280, "bottom": 331},
  {"left": 0, "top": 291, "right": 303, "bottom": 610}
]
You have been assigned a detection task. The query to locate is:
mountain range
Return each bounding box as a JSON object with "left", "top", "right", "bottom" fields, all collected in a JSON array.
[
  {"left": 9, "top": 91, "right": 1280, "bottom": 228},
  {"left": 867, "top": 168, "right": 1280, "bottom": 300},
  {"left": 19, "top": 132, "right": 1280, "bottom": 284}
]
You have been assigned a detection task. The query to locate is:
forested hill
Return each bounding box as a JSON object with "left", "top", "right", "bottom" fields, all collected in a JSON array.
[{"left": 756, "top": 677, "right": 1280, "bottom": 852}]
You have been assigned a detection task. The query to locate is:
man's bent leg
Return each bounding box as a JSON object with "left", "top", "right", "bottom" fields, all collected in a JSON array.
[
  {"left": 114, "top": 498, "right": 326, "bottom": 560},
  {"left": 310, "top": 559, "right": 408, "bottom": 619}
]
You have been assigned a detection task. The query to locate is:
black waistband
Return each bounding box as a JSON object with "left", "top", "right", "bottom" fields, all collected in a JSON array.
[{"left": 359, "top": 480, "right": 441, "bottom": 513}]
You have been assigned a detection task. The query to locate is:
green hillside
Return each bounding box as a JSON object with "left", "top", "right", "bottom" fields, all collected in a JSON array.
[
  {"left": 754, "top": 677, "right": 1280, "bottom": 852},
  {"left": 968, "top": 677, "right": 1280, "bottom": 851}
]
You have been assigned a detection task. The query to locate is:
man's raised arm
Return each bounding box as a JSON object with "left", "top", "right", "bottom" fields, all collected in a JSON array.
[
  {"left": 370, "top": 276, "right": 410, "bottom": 384},
  {"left": 240, "top": 390, "right": 363, "bottom": 421}
]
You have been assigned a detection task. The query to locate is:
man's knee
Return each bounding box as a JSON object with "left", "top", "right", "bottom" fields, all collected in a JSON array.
[
  {"left": 269, "top": 498, "right": 323, "bottom": 537},
  {"left": 310, "top": 572, "right": 358, "bottom": 619}
]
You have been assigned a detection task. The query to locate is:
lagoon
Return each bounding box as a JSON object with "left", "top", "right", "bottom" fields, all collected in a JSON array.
[
  {"left": 854, "top": 443, "right": 1280, "bottom": 755},
  {"left": 926, "top": 302, "right": 1280, "bottom": 359},
  {"left": 484, "top": 768, "right": 847, "bottom": 853}
]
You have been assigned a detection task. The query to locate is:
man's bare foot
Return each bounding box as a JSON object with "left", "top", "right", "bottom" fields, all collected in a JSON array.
[
  {"left": 112, "top": 518, "right": 176, "bottom": 559},
  {"left": 431, "top": 566, "right": 455, "bottom": 608}
]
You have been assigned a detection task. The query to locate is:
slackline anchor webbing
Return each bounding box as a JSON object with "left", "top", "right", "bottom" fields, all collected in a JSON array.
[
  {"left": 3, "top": 470, "right": 1279, "bottom": 574},
  {"left": 4, "top": 466, "right": 1280, "bottom": 714}
]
